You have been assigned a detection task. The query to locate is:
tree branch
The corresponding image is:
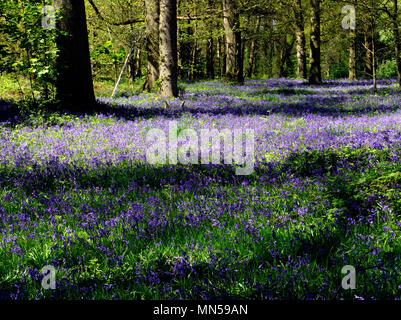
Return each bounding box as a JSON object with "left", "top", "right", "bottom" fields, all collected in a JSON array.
[{"left": 87, "top": 0, "right": 144, "bottom": 26}]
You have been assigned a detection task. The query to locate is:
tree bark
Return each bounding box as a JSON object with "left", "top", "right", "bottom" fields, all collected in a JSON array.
[
  {"left": 135, "top": 50, "right": 142, "bottom": 78},
  {"left": 348, "top": 27, "right": 357, "bottom": 80},
  {"left": 129, "top": 53, "right": 136, "bottom": 81},
  {"left": 309, "top": 0, "right": 322, "bottom": 84},
  {"left": 129, "top": 48, "right": 142, "bottom": 81},
  {"left": 247, "top": 16, "right": 261, "bottom": 78},
  {"left": 219, "top": 35, "right": 227, "bottom": 77},
  {"left": 364, "top": 23, "right": 373, "bottom": 79},
  {"left": 206, "top": 0, "right": 215, "bottom": 79},
  {"left": 190, "top": 39, "right": 198, "bottom": 81},
  {"left": 143, "top": 0, "right": 160, "bottom": 91},
  {"left": 294, "top": 0, "right": 307, "bottom": 79},
  {"left": 393, "top": 0, "right": 401, "bottom": 87},
  {"left": 159, "top": 0, "right": 178, "bottom": 97},
  {"left": 223, "top": 0, "right": 243, "bottom": 84},
  {"left": 372, "top": 18, "right": 377, "bottom": 92},
  {"left": 54, "top": 0, "right": 95, "bottom": 111},
  {"left": 206, "top": 36, "right": 215, "bottom": 79}
]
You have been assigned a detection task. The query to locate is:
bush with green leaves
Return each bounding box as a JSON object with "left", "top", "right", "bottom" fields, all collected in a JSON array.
[
  {"left": 329, "top": 62, "right": 348, "bottom": 79},
  {"left": 0, "top": 0, "right": 58, "bottom": 102},
  {"left": 91, "top": 40, "right": 127, "bottom": 82},
  {"left": 377, "top": 59, "right": 398, "bottom": 79}
]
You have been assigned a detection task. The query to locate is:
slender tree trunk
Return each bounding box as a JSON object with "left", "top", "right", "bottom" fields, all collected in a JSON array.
[
  {"left": 54, "top": 0, "right": 95, "bottom": 110},
  {"left": 217, "top": 37, "right": 222, "bottom": 77},
  {"left": 206, "top": 36, "right": 215, "bottom": 79},
  {"left": 393, "top": 0, "right": 401, "bottom": 87},
  {"left": 277, "top": 35, "right": 294, "bottom": 78},
  {"left": 135, "top": 49, "right": 142, "bottom": 78},
  {"left": 239, "top": 30, "right": 244, "bottom": 80},
  {"left": 159, "top": 0, "right": 178, "bottom": 97},
  {"left": 190, "top": 39, "right": 197, "bottom": 81},
  {"left": 267, "top": 23, "right": 274, "bottom": 78},
  {"left": 220, "top": 35, "right": 227, "bottom": 77},
  {"left": 372, "top": 19, "right": 377, "bottom": 92},
  {"left": 129, "top": 49, "right": 142, "bottom": 81},
  {"left": 309, "top": 0, "right": 322, "bottom": 84},
  {"left": 364, "top": 24, "right": 373, "bottom": 79},
  {"left": 294, "top": 0, "right": 307, "bottom": 79},
  {"left": 348, "top": 27, "right": 357, "bottom": 80},
  {"left": 143, "top": 0, "right": 160, "bottom": 91},
  {"left": 223, "top": 0, "right": 243, "bottom": 83},
  {"left": 279, "top": 39, "right": 285, "bottom": 78},
  {"left": 206, "top": 0, "right": 215, "bottom": 79},
  {"left": 129, "top": 53, "right": 136, "bottom": 81},
  {"left": 247, "top": 16, "right": 261, "bottom": 78}
]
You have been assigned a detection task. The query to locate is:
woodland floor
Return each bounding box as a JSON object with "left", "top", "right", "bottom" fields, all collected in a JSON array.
[{"left": 1, "top": 78, "right": 401, "bottom": 299}]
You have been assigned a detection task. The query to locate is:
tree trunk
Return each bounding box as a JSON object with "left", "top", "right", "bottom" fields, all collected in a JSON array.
[
  {"left": 129, "top": 53, "right": 136, "bottom": 82},
  {"left": 223, "top": 0, "right": 243, "bottom": 84},
  {"left": 372, "top": 19, "right": 377, "bottom": 92},
  {"left": 364, "top": 24, "right": 373, "bottom": 79},
  {"left": 135, "top": 50, "right": 142, "bottom": 78},
  {"left": 159, "top": 0, "right": 178, "bottom": 97},
  {"left": 206, "top": 0, "right": 215, "bottom": 79},
  {"left": 206, "top": 36, "right": 215, "bottom": 79},
  {"left": 348, "top": 27, "right": 357, "bottom": 80},
  {"left": 190, "top": 39, "right": 197, "bottom": 81},
  {"left": 393, "top": 0, "right": 401, "bottom": 87},
  {"left": 294, "top": 0, "right": 307, "bottom": 79},
  {"left": 143, "top": 0, "right": 160, "bottom": 91},
  {"left": 218, "top": 36, "right": 226, "bottom": 77},
  {"left": 309, "top": 0, "right": 322, "bottom": 84},
  {"left": 247, "top": 16, "right": 261, "bottom": 78},
  {"left": 279, "top": 40, "right": 285, "bottom": 78},
  {"left": 129, "top": 48, "right": 142, "bottom": 82},
  {"left": 54, "top": 0, "right": 95, "bottom": 111}
]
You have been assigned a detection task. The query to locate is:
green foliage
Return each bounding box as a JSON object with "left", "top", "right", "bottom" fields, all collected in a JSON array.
[
  {"left": 329, "top": 62, "right": 348, "bottom": 79},
  {"left": 379, "top": 29, "right": 394, "bottom": 46},
  {"left": 0, "top": 0, "right": 58, "bottom": 102},
  {"left": 377, "top": 60, "right": 398, "bottom": 79},
  {"left": 92, "top": 41, "right": 126, "bottom": 69},
  {"left": 91, "top": 39, "right": 127, "bottom": 81}
]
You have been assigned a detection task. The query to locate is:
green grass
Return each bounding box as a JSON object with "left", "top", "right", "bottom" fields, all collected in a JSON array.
[
  {"left": 1, "top": 78, "right": 401, "bottom": 299},
  {"left": 1, "top": 143, "right": 401, "bottom": 299},
  {"left": 0, "top": 73, "right": 146, "bottom": 101}
]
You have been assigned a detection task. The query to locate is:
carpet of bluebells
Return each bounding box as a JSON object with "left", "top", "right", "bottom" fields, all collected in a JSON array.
[{"left": 1, "top": 78, "right": 401, "bottom": 300}]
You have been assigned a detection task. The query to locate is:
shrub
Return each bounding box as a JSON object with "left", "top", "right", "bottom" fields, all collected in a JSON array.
[
  {"left": 329, "top": 62, "right": 348, "bottom": 79},
  {"left": 377, "top": 59, "right": 398, "bottom": 79}
]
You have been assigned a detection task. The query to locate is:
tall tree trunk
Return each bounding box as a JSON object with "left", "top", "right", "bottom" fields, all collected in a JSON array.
[
  {"left": 309, "top": 0, "right": 322, "bottom": 84},
  {"left": 159, "top": 0, "right": 178, "bottom": 97},
  {"left": 206, "top": 0, "right": 215, "bottom": 79},
  {"left": 143, "top": 0, "right": 160, "bottom": 91},
  {"left": 393, "top": 0, "right": 401, "bottom": 87},
  {"left": 278, "top": 35, "right": 294, "bottom": 78},
  {"left": 217, "top": 37, "right": 222, "bottom": 77},
  {"left": 54, "top": 0, "right": 95, "bottom": 110},
  {"left": 348, "top": 27, "right": 357, "bottom": 80},
  {"left": 372, "top": 18, "right": 377, "bottom": 92},
  {"left": 223, "top": 0, "right": 243, "bottom": 83},
  {"left": 134, "top": 49, "right": 142, "bottom": 78},
  {"left": 247, "top": 16, "right": 261, "bottom": 78},
  {"left": 279, "top": 39, "right": 285, "bottom": 78},
  {"left": 364, "top": 24, "right": 373, "bottom": 79},
  {"left": 128, "top": 51, "right": 136, "bottom": 81},
  {"left": 190, "top": 39, "right": 197, "bottom": 81},
  {"left": 294, "top": 0, "right": 307, "bottom": 79},
  {"left": 206, "top": 36, "right": 215, "bottom": 79},
  {"left": 219, "top": 35, "right": 227, "bottom": 77}
]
